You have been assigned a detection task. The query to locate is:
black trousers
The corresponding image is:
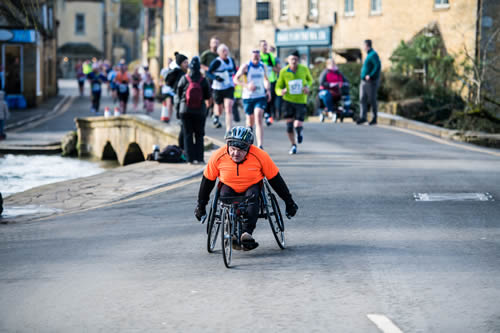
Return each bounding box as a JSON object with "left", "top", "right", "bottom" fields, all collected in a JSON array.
[
  {"left": 91, "top": 92, "right": 101, "bottom": 111},
  {"left": 220, "top": 183, "right": 260, "bottom": 235},
  {"left": 181, "top": 111, "right": 205, "bottom": 162}
]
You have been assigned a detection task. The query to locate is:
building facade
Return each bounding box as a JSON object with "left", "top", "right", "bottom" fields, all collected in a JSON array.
[
  {"left": 163, "top": 0, "right": 240, "bottom": 64},
  {"left": 0, "top": 0, "right": 58, "bottom": 108}
]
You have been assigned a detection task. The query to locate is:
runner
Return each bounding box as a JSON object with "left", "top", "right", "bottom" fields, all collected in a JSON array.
[
  {"left": 206, "top": 44, "right": 237, "bottom": 131},
  {"left": 275, "top": 50, "right": 313, "bottom": 155},
  {"left": 87, "top": 63, "right": 107, "bottom": 114},
  {"left": 114, "top": 64, "right": 131, "bottom": 114},
  {"left": 131, "top": 67, "right": 142, "bottom": 112},
  {"left": 233, "top": 49, "right": 271, "bottom": 149},
  {"left": 164, "top": 52, "right": 189, "bottom": 123},
  {"left": 200, "top": 36, "right": 220, "bottom": 120},
  {"left": 75, "top": 60, "right": 86, "bottom": 96},
  {"left": 107, "top": 65, "right": 118, "bottom": 104},
  {"left": 260, "top": 40, "right": 279, "bottom": 125},
  {"left": 142, "top": 72, "right": 156, "bottom": 114}
]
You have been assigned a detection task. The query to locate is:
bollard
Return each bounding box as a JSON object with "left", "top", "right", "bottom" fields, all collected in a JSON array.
[
  {"left": 114, "top": 107, "right": 121, "bottom": 116},
  {"left": 104, "top": 107, "right": 111, "bottom": 118},
  {"left": 160, "top": 101, "right": 169, "bottom": 123}
]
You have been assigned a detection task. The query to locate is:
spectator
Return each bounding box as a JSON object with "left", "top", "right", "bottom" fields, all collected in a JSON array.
[{"left": 357, "top": 39, "right": 381, "bottom": 125}]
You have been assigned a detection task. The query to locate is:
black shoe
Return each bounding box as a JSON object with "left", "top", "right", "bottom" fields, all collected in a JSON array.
[
  {"left": 369, "top": 120, "right": 377, "bottom": 125},
  {"left": 241, "top": 232, "right": 259, "bottom": 251},
  {"left": 356, "top": 119, "right": 366, "bottom": 125}
]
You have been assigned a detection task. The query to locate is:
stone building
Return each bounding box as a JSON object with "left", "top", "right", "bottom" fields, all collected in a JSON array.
[
  {"left": 240, "top": 1, "right": 496, "bottom": 71},
  {"left": 56, "top": 0, "right": 142, "bottom": 78},
  {"left": 0, "top": 0, "right": 58, "bottom": 107},
  {"left": 162, "top": 0, "right": 240, "bottom": 64}
]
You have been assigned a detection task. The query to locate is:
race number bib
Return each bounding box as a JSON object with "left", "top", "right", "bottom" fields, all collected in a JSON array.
[
  {"left": 219, "top": 71, "right": 231, "bottom": 85},
  {"left": 288, "top": 79, "right": 303, "bottom": 95},
  {"left": 144, "top": 88, "right": 154, "bottom": 98},
  {"left": 119, "top": 83, "right": 128, "bottom": 93},
  {"left": 92, "top": 83, "right": 101, "bottom": 92}
]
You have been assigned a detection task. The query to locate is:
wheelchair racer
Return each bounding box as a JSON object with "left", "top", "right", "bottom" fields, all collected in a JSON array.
[{"left": 194, "top": 126, "right": 298, "bottom": 251}]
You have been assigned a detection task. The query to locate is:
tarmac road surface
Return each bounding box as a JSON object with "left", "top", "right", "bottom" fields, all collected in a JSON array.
[{"left": 1, "top": 120, "right": 499, "bottom": 332}]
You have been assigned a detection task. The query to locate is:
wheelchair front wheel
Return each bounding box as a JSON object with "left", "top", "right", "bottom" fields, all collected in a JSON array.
[
  {"left": 206, "top": 205, "right": 221, "bottom": 253},
  {"left": 221, "top": 209, "right": 233, "bottom": 268}
]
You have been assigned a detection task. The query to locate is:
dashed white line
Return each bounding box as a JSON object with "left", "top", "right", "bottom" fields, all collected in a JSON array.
[{"left": 367, "top": 314, "right": 404, "bottom": 333}]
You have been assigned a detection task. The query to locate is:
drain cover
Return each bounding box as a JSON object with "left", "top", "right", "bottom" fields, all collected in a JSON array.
[{"left": 414, "top": 193, "right": 494, "bottom": 202}]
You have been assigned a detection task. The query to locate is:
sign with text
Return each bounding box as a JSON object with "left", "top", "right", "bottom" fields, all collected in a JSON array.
[
  {"left": 0, "top": 29, "right": 36, "bottom": 43},
  {"left": 275, "top": 27, "right": 332, "bottom": 47}
]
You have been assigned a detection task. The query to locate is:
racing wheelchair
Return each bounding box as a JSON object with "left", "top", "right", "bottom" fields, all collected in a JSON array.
[{"left": 202, "top": 178, "right": 285, "bottom": 268}]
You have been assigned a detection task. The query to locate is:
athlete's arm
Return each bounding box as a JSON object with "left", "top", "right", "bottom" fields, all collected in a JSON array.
[
  {"left": 275, "top": 69, "right": 286, "bottom": 95},
  {"left": 206, "top": 59, "right": 222, "bottom": 81},
  {"left": 233, "top": 63, "right": 248, "bottom": 87},
  {"left": 268, "top": 173, "right": 298, "bottom": 218}
]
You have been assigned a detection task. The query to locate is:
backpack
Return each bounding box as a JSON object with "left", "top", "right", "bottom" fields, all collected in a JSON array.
[
  {"left": 185, "top": 75, "right": 203, "bottom": 109},
  {"left": 157, "top": 145, "right": 186, "bottom": 163}
]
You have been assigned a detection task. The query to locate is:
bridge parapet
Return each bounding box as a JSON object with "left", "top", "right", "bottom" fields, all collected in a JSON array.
[{"left": 76, "top": 115, "right": 180, "bottom": 165}]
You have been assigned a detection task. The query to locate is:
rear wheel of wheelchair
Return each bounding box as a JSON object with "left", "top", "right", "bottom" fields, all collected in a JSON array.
[
  {"left": 206, "top": 204, "right": 221, "bottom": 253},
  {"left": 267, "top": 193, "right": 286, "bottom": 249},
  {"left": 221, "top": 209, "right": 233, "bottom": 268}
]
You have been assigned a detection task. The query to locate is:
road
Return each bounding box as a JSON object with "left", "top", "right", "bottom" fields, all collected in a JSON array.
[{"left": 1, "top": 104, "right": 500, "bottom": 332}]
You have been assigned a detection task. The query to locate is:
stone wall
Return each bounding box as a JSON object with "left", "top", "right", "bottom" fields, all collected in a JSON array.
[{"left": 76, "top": 115, "right": 180, "bottom": 166}]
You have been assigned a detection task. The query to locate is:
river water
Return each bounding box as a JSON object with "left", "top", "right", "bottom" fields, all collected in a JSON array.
[{"left": 0, "top": 154, "right": 117, "bottom": 197}]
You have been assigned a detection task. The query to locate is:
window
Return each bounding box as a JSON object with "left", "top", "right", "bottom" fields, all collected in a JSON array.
[
  {"left": 344, "top": 0, "right": 354, "bottom": 15},
  {"left": 435, "top": 0, "right": 449, "bottom": 8},
  {"left": 280, "top": 0, "right": 288, "bottom": 17},
  {"left": 309, "top": 0, "right": 319, "bottom": 20},
  {"left": 75, "top": 13, "right": 85, "bottom": 34},
  {"left": 256, "top": 1, "right": 270, "bottom": 20},
  {"left": 370, "top": 0, "right": 381, "bottom": 13},
  {"left": 216, "top": 0, "right": 240, "bottom": 16},
  {"left": 48, "top": 7, "right": 53, "bottom": 31}
]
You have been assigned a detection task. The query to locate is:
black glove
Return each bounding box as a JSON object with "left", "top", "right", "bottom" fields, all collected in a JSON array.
[
  {"left": 215, "top": 76, "right": 224, "bottom": 82},
  {"left": 285, "top": 200, "right": 298, "bottom": 218},
  {"left": 194, "top": 204, "right": 206, "bottom": 221}
]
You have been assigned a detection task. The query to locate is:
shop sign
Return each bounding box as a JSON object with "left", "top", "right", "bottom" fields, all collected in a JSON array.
[
  {"left": 0, "top": 29, "right": 36, "bottom": 43},
  {"left": 276, "top": 27, "right": 331, "bottom": 47}
]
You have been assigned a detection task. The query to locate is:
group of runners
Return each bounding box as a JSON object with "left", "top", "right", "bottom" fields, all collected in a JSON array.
[
  {"left": 75, "top": 36, "right": 356, "bottom": 156},
  {"left": 75, "top": 59, "right": 157, "bottom": 115}
]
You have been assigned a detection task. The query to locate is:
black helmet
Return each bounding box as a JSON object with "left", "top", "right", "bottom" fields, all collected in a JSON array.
[{"left": 225, "top": 126, "right": 254, "bottom": 150}]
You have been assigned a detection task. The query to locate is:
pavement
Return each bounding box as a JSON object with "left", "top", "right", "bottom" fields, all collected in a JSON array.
[
  {"left": 1, "top": 81, "right": 500, "bottom": 332},
  {"left": 1, "top": 114, "right": 500, "bottom": 332}
]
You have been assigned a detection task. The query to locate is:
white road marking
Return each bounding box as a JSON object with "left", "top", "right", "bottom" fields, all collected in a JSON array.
[
  {"left": 367, "top": 314, "right": 404, "bottom": 333},
  {"left": 414, "top": 192, "right": 494, "bottom": 202}
]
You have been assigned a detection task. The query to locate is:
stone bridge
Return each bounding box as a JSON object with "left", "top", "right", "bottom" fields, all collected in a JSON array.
[{"left": 76, "top": 115, "right": 182, "bottom": 166}]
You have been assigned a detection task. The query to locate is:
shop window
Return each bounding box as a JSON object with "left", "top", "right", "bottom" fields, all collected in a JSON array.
[
  {"left": 75, "top": 13, "right": 85, "bottom": 35},
  {"left": 216, "top": 0, "right": 240, "bottom": 16},
  {"left": 344, "top": 0, "right": 354, "bottom": 16},
  {"left": 434, "top": 0, "right": 449, "bottom": 8},
  {"left": 256, "top": 1, "right": 270, "bottom": 20},
  {"left": 3, "top": 45, "right": 22, "bottom": 94},
  {"left": 370, "top": 0, "right": 382, "bottom": 14},
  {"left": 309, "top": 0, "right": 319, "bottom": 20},
  {"left": 280, "top": 0, "right": 288, "bottom": 18}
]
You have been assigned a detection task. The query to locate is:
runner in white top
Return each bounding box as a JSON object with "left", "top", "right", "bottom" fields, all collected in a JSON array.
[
  {"left": 206, "top": 44, "right": 237, "bottom": 131},
  {"left": 233, "top": 50, "right": 271, "bottom": 148}
]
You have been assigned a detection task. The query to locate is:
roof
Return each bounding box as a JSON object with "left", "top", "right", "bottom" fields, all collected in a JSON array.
[{"left": 58, "top": 42, "right": 103, "bottom": 56}]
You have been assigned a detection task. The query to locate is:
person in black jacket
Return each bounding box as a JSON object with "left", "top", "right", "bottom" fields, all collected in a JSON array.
[
  {"left": 164, "top": 52, "right": 188, "bottom": 123},
  {"left": 176, "top": 57, "right": 211, "bottom": 164}
]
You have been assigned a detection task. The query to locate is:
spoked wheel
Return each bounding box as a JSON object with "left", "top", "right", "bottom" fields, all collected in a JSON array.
[
  {"left": 206, "top": 204, "right": 221, "bottom": 253},
  {"left": 221, "top": 209, "right": 233, "bottom": 268},
  {"left": 267, "top": 193, "right": 286, "bottom": 249}
]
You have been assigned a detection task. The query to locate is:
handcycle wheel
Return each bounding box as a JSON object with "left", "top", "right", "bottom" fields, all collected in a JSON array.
[
  {"left": 206, "top": 204, "right": 221, "bottom": 253},
  {"left": 206, "top": 187, "right": 221, "bottom": 253},
  {"left": 221, "top": 208, "right": 233, "bottom": 268},
  {"left": 267, "top": 192, "right": 286, "bottom": 249}
]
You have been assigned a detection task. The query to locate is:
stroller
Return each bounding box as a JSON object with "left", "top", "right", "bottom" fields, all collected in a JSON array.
[{"left": 317, "top": 82, "right": 354, "bottom": 123}]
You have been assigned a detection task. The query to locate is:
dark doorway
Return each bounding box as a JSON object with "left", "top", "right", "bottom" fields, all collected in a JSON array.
[{"left": 123, "top": 142, "right": 145, "bottom": 165}]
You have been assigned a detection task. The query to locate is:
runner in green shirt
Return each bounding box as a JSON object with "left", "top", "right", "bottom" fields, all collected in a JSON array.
[
  {"left": 260, "top": 40, "right": 278, "bottom": 125},
  {"left": 275, "top": 50, "right": 313, "bottom": 155}
]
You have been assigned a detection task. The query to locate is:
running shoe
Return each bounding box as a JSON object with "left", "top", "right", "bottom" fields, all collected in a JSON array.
[
  {"left": 319, "top": 113, "right": 325, "bottom": 122},
  {"left": 212, "top": 116, "right": 222, "bottom": 128},
  {"left": 289, "top": 144, "right": 297, "bottom": 155}
]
